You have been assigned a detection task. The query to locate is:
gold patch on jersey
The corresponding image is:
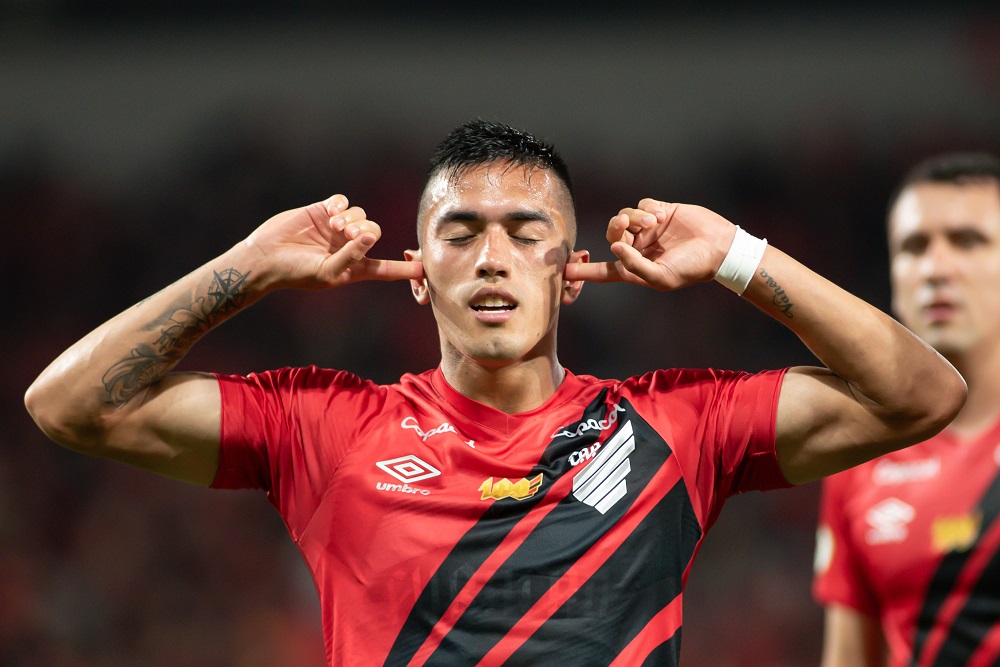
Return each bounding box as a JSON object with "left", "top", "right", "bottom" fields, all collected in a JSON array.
[
  {"left": 478, "top": 474, "right": 544, "bottom": 501},
  {"left": 931, "top": 511, "right": 982, "bottom": 553}
]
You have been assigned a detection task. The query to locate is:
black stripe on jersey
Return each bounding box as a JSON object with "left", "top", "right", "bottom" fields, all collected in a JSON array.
[
  {"left": 422, "top": 401, "right": 676, "bottom": 665},
  {"left": 383, "top": 389, "right": 616, "bottom": 666},
  {"left": 910, "top": 468, "right": 1000, "bottom": 667},
  {"left": 932, "top": 546, "right": 1000, "bottom": 666},
  {"left": 506, "top": 476, "right": 700, "bottom": 665},
  {"left": 641, "top": 630, "right": 682, "bottom": 667}
]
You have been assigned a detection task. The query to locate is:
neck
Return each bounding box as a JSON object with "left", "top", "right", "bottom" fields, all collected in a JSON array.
[
  {"left": 945, "top": 342, "right": 1000, "bottom": 438},
  {"left": 439, "top": 353, "right": 565, "bottom": 414}
]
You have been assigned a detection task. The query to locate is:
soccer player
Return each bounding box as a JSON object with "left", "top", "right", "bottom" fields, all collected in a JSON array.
[
  {"left": 814, "top": 152, "right": 1000, "bottom": 666},
  {"left": 26, "top": 120, "right": 965, "bottom": 665}
]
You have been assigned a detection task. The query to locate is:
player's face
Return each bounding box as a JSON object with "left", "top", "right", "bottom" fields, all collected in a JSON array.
[
  {"left": 889, "top": 180, "right": 1000, "bottom": 361},
  {"left": 408, "top": 163, "right": 585, "bottom": 368}
]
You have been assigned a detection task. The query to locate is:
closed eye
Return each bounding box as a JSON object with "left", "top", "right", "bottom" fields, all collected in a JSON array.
[{"left": 509, "top": 219, "right": 550, "bottom": 245}]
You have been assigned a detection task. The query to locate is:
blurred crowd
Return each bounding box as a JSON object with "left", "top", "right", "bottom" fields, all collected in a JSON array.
[{"left": 3, "top": 101, "right": 999, "bottom": 665}]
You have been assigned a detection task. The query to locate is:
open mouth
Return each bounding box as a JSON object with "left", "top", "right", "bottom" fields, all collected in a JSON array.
[{"left": 471, "top": 297, "right": 516, "bottom": 313}]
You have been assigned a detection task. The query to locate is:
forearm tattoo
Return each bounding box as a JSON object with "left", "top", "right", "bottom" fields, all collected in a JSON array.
[
  {"left": 102, "top": 268, "right": 249, "bottom": 404},
  {"left": 759, "top": 268, "right": 794, "bottom": 318}
]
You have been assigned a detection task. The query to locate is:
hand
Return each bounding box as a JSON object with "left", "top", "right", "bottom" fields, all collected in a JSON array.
[
  {"left": 243, "top": 194, "right": 423, "bottom": 291},
  {"left": 565, "top": 199, "right": 736, "bottom": 291}
]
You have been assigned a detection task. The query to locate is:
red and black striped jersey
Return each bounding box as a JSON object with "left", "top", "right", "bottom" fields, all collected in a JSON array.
[
  {"left": 214, "top": 365, "right": 788, "bottom": 666},
  {"left": 814, "top": 418, "right": 1000, "bottom": 667}
]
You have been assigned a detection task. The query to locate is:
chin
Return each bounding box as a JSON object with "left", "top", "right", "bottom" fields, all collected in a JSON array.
[
  {"left": 922, "top": 333, "right": 970, "bottom": 360},
  {"left": 460, "top": 340, "right": 521, "bottom": 363},
  {"left": 467, "top": 339, "right": 545, "bottom": 367}
]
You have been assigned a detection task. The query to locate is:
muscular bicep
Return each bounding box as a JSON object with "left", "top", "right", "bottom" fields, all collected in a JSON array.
[
  {"left": 775, "top": 366, "right": 909, "bottom": 485},
  {"left": 100, "top": 372, "right": 221, "bottom": 486},
  {"left": 821, "top": 604, "right": 883, "bottom": 667}
]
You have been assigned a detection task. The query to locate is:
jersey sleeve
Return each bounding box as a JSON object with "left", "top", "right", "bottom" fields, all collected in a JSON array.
[
  {"left": 813, "top": 472, "right": 879, "bottom": 616},
  {"left": 210, "top": 365, "right": 388, "bottom": 539},
  {"left": 709, "top": 368, "right": 790, "bottom": 496},
  {"left": 624, "top": 367, "right": 790, "bottom": 529}
]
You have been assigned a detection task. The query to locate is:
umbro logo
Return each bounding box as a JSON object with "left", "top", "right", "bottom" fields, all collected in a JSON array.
[
  {"left": 375, "top": 455, "right": 441, "bottom": 500},
  {"left": 376, "top": 455, "right": 441, "bottom": 483},
  {"left": 865, "top": 497, "right": 915, "bottom": 545}
]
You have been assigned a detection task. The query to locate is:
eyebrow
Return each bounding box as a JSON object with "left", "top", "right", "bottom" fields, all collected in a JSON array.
[{"left": 437, "top": 208, "right": 555, "bottom": 225}]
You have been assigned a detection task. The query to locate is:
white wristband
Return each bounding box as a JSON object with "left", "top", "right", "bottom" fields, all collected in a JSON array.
[{"left": 713, "top": 226, "right": 767, "bottom": 295}]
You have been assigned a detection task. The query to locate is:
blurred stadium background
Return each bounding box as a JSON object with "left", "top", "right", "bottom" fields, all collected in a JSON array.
[{"left": 3, "top": 2, "right": 999, "bottom": 664}]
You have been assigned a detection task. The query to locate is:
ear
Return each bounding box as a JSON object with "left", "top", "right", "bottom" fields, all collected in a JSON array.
[
  {"left": 561, "top": 249, "right": 589, "bottom": 305},
  {"left": 404, "top": 248, "right": 430, "bottom": 305}
]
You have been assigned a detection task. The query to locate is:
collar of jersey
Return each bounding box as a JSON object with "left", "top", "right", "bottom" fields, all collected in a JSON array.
[{"left": 429, "top": 366, "right": 588, "bottom": 438}]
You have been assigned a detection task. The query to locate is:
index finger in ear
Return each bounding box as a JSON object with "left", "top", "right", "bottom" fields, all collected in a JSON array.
[
  {"left": 564, "top": 261, "right": 623, "bottom": 283},
  {"left": 365, "top": 258, "right": 425, "bottom": 281}
]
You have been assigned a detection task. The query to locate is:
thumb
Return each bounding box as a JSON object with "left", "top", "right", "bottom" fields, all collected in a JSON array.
[
  {"left": 320, "top": 233, "right": 378, "bottom": 282},
  {"left": 611, "top": 241, "right": 662, "bottom": 286},
  {"left": 611, "top": 241, "right": 644, "bottom": 270}
]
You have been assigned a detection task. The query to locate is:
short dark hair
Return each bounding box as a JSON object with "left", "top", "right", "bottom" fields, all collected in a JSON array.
[
  {"left": 889, "top": 152, "right": 1000, "bottom": 213},
  {"left": 426, "top": 119, "right": 574, "bottom": 199}
]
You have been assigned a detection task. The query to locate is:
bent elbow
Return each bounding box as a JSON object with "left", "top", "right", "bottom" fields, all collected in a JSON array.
[
  {"left": 24, "top": 380, "right": 57, "bottom": 436},
  {"left": 24, "top": 380, "right": 107, "bottom": 454},
  {"left": 935, "top": 369, "right": 968, "bottom": 428},
  {"left": 908, "top": 367, "right": 968, "bottom": 442}
]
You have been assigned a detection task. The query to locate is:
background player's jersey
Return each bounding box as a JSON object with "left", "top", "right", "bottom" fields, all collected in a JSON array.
[
  {"left": 814, "top": 419, "right": 1000, "bottom": 667},
  {"left": 213, "top": 366, "right": 789, "bottom": 666}
]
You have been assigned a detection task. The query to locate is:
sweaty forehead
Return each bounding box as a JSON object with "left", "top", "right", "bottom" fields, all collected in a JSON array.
[
  {"left": 890, "top": 182, "right": 1000, "bottom": 242},
  {"left": 417, "top": 163, "right": 575, "bottom": 242}
]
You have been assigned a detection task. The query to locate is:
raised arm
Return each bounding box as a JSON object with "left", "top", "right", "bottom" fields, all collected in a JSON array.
[
  {"left": 24, "top": 195, "right": 422, "bottom": 485},
  {"left": 567, "top": 199, "right": 966, "bottom": 484}
]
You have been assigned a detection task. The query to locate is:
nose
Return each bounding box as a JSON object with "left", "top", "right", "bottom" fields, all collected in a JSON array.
[
  {"left": 918, "top": 237, "right": 958, "bottom": 284},
  {"left": 475, "top": 226, "right": 512, "bottom": 278}
]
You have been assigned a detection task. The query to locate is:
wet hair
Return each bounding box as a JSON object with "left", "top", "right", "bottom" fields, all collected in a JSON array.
[
  {"left": 889, "top": 152, "right": 1000, "bottom": 214},
  {"left": 426, "top": 119, "right": 574, "bottom": 197},
  {"left": 416, "top": 121, "right": 576, "bottom": 244}
]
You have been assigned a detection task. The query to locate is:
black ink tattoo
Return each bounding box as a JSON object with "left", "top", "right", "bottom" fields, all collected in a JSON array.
[
  {"left": 102, "top": 268, "right": 250, "bottom": 404},
  {"left": 759, "top": 268, "right": 794, "bottom": 318}
]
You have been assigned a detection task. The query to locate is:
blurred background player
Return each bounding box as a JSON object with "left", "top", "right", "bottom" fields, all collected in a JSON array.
[{"left": 814, "top": 152, "right": 1000, "bottom": 666}]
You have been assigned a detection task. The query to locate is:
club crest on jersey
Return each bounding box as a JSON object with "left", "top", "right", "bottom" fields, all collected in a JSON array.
[
  {"left": 931, "top": 512, "right": 981, "bottom": 553},
  {"left": 572, "top": 420, "right": 636, "bottom": 515},
  {"left": 570, "top": 442, "right": 603, "bottom": 467},
  {"left": 478, "top": 474, "right": 544, "bottom": 501}
]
